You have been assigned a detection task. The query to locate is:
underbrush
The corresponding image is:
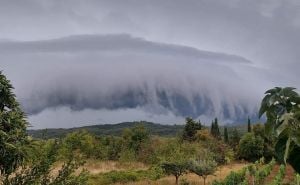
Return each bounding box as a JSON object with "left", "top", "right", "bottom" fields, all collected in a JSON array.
[{"left": 88, "top": 166, "right": 164, "bottom": 185}]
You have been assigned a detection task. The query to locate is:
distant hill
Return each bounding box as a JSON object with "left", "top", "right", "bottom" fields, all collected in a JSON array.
[{"left": 27, "top": 121, "right": 185, "bottom": 139}]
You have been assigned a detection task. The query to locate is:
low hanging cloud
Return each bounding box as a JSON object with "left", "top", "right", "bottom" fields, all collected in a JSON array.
[{"left": 0, "top": 34, "right": 276, "bottom": 123}]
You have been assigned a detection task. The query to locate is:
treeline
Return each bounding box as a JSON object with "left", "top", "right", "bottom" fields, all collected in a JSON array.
[{"left": 27, "top": 122, "right": 185, "bottom": 139}]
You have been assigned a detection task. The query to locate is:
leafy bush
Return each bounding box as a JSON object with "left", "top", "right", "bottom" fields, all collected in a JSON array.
[
  {"left": 212, "top": 168, "right": 247, "bottom": 185},
  {"left": 238, "top": 133, "right": 264, "bottom": 161}
]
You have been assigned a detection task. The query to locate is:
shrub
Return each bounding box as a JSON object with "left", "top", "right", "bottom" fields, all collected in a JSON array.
[
  {"left": 212, "top": 168, "right": 247, "bottom": 185},
  {"left": 238, "top": 133, "right": 264, "bottom": 161}
]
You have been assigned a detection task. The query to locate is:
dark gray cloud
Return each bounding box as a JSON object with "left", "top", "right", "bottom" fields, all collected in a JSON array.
[
  {"left": 0, "top": 34, "right": 271, "bottom": 123},
  {"left": 0, "top": 0, "right": 299, "bottom": 128}
]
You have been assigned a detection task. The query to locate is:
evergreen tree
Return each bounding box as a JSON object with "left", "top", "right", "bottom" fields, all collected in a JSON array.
[
  {"left": 224, "top": 127, "right": 229, "bottom": 143},
  {"left": 182, "top": 117, "right": 202, "bottom": 142},
  {"left": 247, "top": 117, "right": 252, "bottom": 132},
  {"left": 210, "top": 121, "right": 214, "bottom": 136},
  {"left": 214, "top": 118, "right": 220, "bottom": 138},
  {"left": 0, "top": 72, "right": 88, "bottom": 184},
  {"left": 211, "top": 118, "right": 221, "bottom": 139},
  {"left": 0, "top": 72, "right": 28, "bottom": 176}
]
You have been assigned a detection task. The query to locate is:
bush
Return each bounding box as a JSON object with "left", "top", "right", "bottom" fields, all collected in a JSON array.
[
  {"left": 212, "top": 168, "right": 246, "bottom": 185},
  {"left": 238, "top": 133, "right": 264, "bottom": 162}
]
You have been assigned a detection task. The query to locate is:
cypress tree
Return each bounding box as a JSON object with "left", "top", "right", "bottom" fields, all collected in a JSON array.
[
  {"left": 210, "top": 121, "right": 214, "bottom": 135},
  {"left": 224, "top": 127, "right": 229, "bottom": 143},
  {"left": 211, "top": 118, "right": 221, "bottom": 139},
  {"left": 214, "top": 118, "right": 220, "bottom": 138},
  {"left": 247, "top": 117, "right": 251, "bottom": 132}
]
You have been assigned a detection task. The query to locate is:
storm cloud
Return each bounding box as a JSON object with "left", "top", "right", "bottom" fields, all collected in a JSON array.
[
  {"left": 0, "top": 0, "right": 299, "bottom": 128},
  {"left": 1, "top": 34, "right": 272, "bottom": 121}
]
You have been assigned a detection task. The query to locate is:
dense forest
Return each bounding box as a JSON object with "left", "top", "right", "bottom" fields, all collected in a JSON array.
[{"left": 1, "top": 71, "right": 300, "bottom": 185}]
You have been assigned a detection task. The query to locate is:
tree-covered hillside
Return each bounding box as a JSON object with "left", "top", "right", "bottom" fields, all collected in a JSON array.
[{"left": 27, "top": 122, "right": 185, "bottom": 139}]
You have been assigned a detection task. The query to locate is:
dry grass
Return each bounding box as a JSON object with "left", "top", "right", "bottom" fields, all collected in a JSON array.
[
  {"left": 82, "top": 160, "right": 148, "bottom": 174},
  {"left": 113, "top": 162, "right": 248, "bottom": 185},
  {"left": 51, "top": 160, "right": 148, "bottom": 176}
]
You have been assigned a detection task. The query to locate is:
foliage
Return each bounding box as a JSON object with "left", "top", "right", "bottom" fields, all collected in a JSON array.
[
  {"left": 182, "top": 117, "right": 202, "bottom": 142},
  {"left": 211, "top": 118, "right": 221, "bottom": 139},
  {"left": 251, "top": 124, "right": 275, "bottom": 161},
  {"left": 238, "top": 133, "right": 264, "bottom": 162},
  {"left": 196, "top": 130, "right": 232, "bottom": 165},
  {"left": 248, "top": 117, "right": 252, "bottom": 132},
  {"left": 122, "top": 125, "right": 150, "bottom": 157},
  {"left": 0, "top": 72, "right": 29, "bottom": 176},
  {"left": 2, "top": 140, "right": 88, "bottom": 185},
  {"left": 59, "top": 130, "right": 98, "bottom": 159},
  {"left": 246, "top": 158, "right": 276, "bottom": 185},
  {"left": 0, "top": 72, "right": 87, "bottom": 184},
  {"left": 212, "top": 168, "right": 246, "bottom": 185},
  {"left": 100, "top": 136, "right": 122, "bottom": 160},
  {"left": 255, "top": 158, "right": 276, "bottom": 185},
  {"left": 224, "top": 127, "right": 229, "bottom": 143},
  {"left": 259, "top": 87, "right": 300, "bottom": 172},
  {"left": 195, "top": 129, "right": 214, "bottom": 142},
  {"left": 292, "top": 173, "right": 300, "bottom": 185},
  {"left": 28, "top": 121, "right": 185, "bottom": 139},
  {"left": 252, "top": 124, "right": 265, "bottom": 138},
  {"left": 268, "top": 164, "right": 286, "bottom": 185},
  {"left": 161, "top": 162, "right": 188, "bottom": 185},
  {"left": 229, "top": 128, "right": 240, "bottom": 151},
  {"left": 189, "top": 159, "right": 217, "bottom": 185}
]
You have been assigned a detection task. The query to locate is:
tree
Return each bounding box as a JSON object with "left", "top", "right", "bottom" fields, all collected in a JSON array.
[
  {"left": 238, "top": 133, "right": 264, "bottom": 162},
  {"left": 247, "top": 117, "right": 252, "bottom": 132},
  {"left": 122, "top": 124, "right": 150, "bottom": 157},
  {"left": 161, "top": 162, "right": 188, "bottom": 185},
  {"left": 259, "top": 87, "right": 300, "bottom": 172},
  {"left": 4, "top": 140, "right": 88, "bottom": 185},
  {"left": 182, "top": 117, "right": 202, "bottom": 142},
  {"left": 160, "top": 142, "right": 189, "bottom": 185},
  {"left": 60, "top": 130, "right": 97, "bottom": 159},
  {"left": 0, "top": 72, "right": 29, "bottom": 177},
  {"left": 189, "top": 160, "right": 217, "bottom": 185},
  {"left": 224, "top": 127, "right": 229, "bottom": 143},
  {"left": 211, "top": 118, "right": 221, "bottom": 139},
  {"left": 0, "top": 71, "right": 87, "bottom": 184}
]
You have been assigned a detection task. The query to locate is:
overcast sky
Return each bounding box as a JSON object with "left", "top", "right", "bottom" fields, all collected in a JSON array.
[{"left": 0, "top": 0, "right": 299, "bottom": 129}]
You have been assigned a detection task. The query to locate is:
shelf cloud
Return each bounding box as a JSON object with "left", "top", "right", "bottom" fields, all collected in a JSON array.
[
  {"left": 1, "top": 34, "right": 273, "bottom": 123},
  {"left": 0, "top": 0, "right": 299, "bottom": 128}
]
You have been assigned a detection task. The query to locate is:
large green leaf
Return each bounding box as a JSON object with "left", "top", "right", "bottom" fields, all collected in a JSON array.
[
  {"left": 275, "top": 136, "right": 287, "bottom": 163},
  {"left": 259, "top": 94, "right": 272, "bottom": 118},
  {"left": 265, "top": 87, "right": 281, "bottom": 95},
  {"left": 284, "top": 137, "right": 291, "bottom": 164}
]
